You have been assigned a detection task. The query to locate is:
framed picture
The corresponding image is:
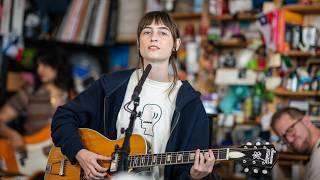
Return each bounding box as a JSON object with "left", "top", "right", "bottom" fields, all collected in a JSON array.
[
  {"left": 309, "top": 101, "right": 320, "bottom": 121},
  {"left": 307, "top": 59, "right": 320, "bottom": 78}
]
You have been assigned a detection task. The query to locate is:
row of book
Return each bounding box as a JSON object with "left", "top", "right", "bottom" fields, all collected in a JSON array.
[
  {"left": 260, "top": 8, "right": 319, "bottom": 53},
  {"left": 56, "top": 0, "right": 110, "bottom": 46},
  {"left": 0, "top": 0, "right": 25, "bottom": 36}
]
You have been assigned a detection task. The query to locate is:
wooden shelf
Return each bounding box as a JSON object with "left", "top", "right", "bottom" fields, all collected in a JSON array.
[
  {"left": 283, "top": 3, "right": 320, "bottom": 14},
  {"left": 210, "top": 13, "right": 257, "bottom": 21},
  {"left": 115, "top": 36, "right": 136, "bottom": 44},
  {"left": 212, "top": 39, "right": 249, "bottom": 48},
  {"left": 282, "top": 50, "right": 320, "bottom": 57},
  {"left": 170, "top": 12, "right": 202, "bottom": 19},
  {"left": 24, "top": 38, "right": 105, "bottom": 49},
  {"left": 279, "top": 152, "right": 309, "bottom": 161},
  {"left": 274, "top": 88, "right": 319, "bottom": 97}
]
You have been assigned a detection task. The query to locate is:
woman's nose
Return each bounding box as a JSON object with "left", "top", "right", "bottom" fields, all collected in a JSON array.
[{"left": 151, "top": 33, "right": 158, "bottom": 42}]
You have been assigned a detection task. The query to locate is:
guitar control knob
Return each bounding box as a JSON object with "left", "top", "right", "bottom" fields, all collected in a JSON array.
[
  {"left": 243, "top": 160, "right": 246, "bottom": 163},
  {"left": 265, "top": 142, "right": 270, "bottom": 145},
  {"left": 121, "top": 128, "right": 125, "bottom": 134},
  {"left": 246, "top": 142, "right": 252, "bottom": 145},
  {"left": 244, "top": 167, "right": 249, "bottom": 173},
  {"left": 252, "top": 161, "right": 256, "bottom": 164},
  {"left": 255, "top": 142, "right": 261, "bottom": 146},
  {"left": 253, "top": 169, "right": 258, "bottom": 173},
  {"left": 262, "top": 169, "right": 268, "bottom": 174}
]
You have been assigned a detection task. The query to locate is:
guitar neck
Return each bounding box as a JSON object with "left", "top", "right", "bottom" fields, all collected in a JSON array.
[{"left": 128, "top": 148, "right": 233, "bottom": 168}]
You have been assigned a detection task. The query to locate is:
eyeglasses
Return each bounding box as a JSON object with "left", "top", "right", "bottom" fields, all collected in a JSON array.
[{"left": 278, "top": 117, "right": 303, "bottom": 144}]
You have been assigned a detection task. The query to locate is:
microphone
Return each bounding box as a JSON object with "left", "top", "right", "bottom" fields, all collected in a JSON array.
[{"left": 131, "top": 64, "right": 152, "bottom": 100}]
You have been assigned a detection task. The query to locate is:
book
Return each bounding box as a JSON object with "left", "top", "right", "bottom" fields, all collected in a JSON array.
[
  {"left": 90, "top": 0, "right": 110, "bottom": 45},
  {"left": 11, "top": 0, "right": 25, "bottom": 36},
  {"left": 277, "top": 9, "right": 303, "bottom": 53},
  {"left": 1, "top": 0, "right": 12, "bottom": 35}
]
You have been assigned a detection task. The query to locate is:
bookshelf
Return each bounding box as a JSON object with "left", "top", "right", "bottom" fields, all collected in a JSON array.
[
  {"left": 283, "top": 3, "right": 320, "bottom": 14},
  {"left": 170, "top": 12, "right": 202, "bottom": 19},
  {"left": 0, "top": 0, "right": 114, "bottom": 98},
  {"left": 274, "top": 88, "right": 319, "bottom": 97},
  {"left": 282, "top": 50, "right": 320, "bottom": 57},
  {"left": 210, "top": 13, "right": 257, "bottom": 21},
  {"left": 212, "top": 39, "right": 250, "bottom": 48}
]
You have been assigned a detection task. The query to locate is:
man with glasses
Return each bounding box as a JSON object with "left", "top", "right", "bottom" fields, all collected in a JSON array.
[{"left": 271, "top": 107, "right": 320, "bottom": 180}]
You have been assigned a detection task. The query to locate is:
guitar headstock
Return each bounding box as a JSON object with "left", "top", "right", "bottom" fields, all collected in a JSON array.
[{"left": 229, "top": 142, "right": 279, "bottom": 174}]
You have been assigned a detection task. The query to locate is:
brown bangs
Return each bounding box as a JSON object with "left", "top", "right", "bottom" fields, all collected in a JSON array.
[{"left": 137, "top": 11, "right": 180, "bottom": 40}]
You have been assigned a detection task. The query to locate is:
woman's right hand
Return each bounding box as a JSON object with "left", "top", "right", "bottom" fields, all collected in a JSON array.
[
  {"left": 75, "top": 149, "right": 111, "bottom": 179},
  {"left": 7, "top": 130, "right": 25, "bottom": 152}
]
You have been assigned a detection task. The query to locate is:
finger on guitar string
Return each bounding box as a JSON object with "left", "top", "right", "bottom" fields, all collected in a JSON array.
[
  {"left": 204, "top": 149, "right": 215, "bottom": 171},
  {"left": 76, "top": 149, "right": 109, "bottom": 179},
  {"left": 193, "top": 149, "right": 200, "bottom": 169}
]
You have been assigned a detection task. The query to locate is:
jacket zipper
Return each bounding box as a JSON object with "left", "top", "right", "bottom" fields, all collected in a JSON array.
[
  {"left": 103, "top": 96, "right": 109, "bottom": 136},
  {"left": 169, "top": 111, "right": 180, "bottom": 136}
]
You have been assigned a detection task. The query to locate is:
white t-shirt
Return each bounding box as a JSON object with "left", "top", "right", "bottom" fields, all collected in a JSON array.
[
  {"left": 116, "top": 70, "right": 182, "bottom": 179},
  {"left": 304, "top": 138, "right": 320, "bottom": 180}
]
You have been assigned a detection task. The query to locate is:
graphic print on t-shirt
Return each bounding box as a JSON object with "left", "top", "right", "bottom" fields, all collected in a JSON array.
[{"left": 139, "top": 104, "right": 162, "bottom": 137}]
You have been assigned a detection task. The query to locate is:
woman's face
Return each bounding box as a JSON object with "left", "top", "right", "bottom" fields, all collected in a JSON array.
[
  {"left": 138, "top": 20, "right": 175, "bottom": 64},
  {"left": 37, "top": 63, "right": 57, "bottom": 83}
]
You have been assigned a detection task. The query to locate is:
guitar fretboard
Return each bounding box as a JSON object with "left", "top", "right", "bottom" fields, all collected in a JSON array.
[{"left": 128, "top": 149, "right": 229, "bottom": 168}]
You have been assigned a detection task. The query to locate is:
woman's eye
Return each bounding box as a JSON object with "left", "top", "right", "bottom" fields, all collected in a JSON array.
[
  {"left": 160, "top": 31, "right": 168, "bottom": 36},
  {"left": 143, "top": 31, "right": 151, "bottom": 35}
]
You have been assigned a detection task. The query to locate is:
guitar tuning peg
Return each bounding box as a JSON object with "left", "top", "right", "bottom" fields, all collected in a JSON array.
[
  {"left": 253, "top": 168, "right": 259, "bottom": 174},
  {"left": 262, "top": 169, "right": 268, "bottom": 174},
  {"left": 246, "top": 142, "right": 252, "bottom": 145},
  {"left": 265, "top": 142, "right": 270, "bottom": 145},
  {"left": 255, "top": 142, "right": 261, "bottom": 146},
  {"left": 244, "top": 167, "right": 249, "bottom": 173}
]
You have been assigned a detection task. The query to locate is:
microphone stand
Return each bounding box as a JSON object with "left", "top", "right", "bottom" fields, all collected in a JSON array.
[
  {"left": 116, "top": 95, "right": 140, "bottom": 172},
  {"left": 116, "top": 64, "right": 152, "bottom": 172}
]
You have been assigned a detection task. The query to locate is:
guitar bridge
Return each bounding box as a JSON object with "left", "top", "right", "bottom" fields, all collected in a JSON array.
[{"left": 45, "top": 159, "right": 65, "bottom": 176}]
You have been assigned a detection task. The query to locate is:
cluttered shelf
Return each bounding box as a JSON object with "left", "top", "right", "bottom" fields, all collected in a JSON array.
[
  {"left": 115, "top": 36, "right": 136, "bottom": 44},
  {"left": 210, "top": 13, "right": 257, "bottom": 21},
  {"left": 170, "top": 12, "right": 202, "bottom": 19},
  {"left": 282, "top": 50, "right": 320, "bottom": 57},
  {"left": 283, "top": 3, "right": 320, "bottom": 14},
  {"left": 24, "top": 37, "right": 106, "bottom": 50},
  {"left": 211, "top": 39, "right": 250, "bottom": 48},
  {"left": 279, "top": 152, "right": 309, "bottom": 161},
  {"left": 273, "top": 88, "right": 319, "bottom": 97}
]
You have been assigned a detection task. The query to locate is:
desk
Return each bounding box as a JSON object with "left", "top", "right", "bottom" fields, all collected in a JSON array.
[{"left": 273, "top": 152, "right": 309, "bottom": 180}]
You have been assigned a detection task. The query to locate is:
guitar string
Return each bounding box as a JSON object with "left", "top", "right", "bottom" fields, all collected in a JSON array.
[{"left": 54, "top": 147, "right": 274, "bottom": 169}]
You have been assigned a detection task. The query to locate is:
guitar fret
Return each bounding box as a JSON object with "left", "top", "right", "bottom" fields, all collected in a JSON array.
[
  {"left": 189, "top": 152, "right": 195, "bottom": 162},
  {"left": 146, "top": 155, "right": 150, "bottom": 166},
  {"left": 142, "top": 155, "right": 145, "bottom": 166},
  {"left": 152, "top": 155, "right": 157, "bottom": 165},
  {"left": 177, "top": 153, "right": 183, "bottom": 163},
  {"left": 166, "top": 153, "right": 171, "bottom": 164},
  {"left": 218, "top": 149, "right": 227, "bottom": 160},
  {"left": 183, "top": 152, "right": 188, "bottom": 163},
  {"left": 172, "top": 152, "right": 177, "bottom": 164}
]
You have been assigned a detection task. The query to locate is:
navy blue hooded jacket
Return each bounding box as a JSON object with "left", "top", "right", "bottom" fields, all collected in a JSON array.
[{"left": 51, "top": 69, "right": 211, "bottom": 179}]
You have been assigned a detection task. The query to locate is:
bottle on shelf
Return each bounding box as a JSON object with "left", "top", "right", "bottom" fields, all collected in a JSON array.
[{"left": 251, "top": 82, "right": 263, "bottom": 119}]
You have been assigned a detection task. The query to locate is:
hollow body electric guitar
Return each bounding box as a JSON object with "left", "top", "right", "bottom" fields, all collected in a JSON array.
[
  {"left": 45, "top": 128, "right": 278, "bottom": 179},
  {"left": 0, "top": 125, "right": 52, "bottom": 177}
]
